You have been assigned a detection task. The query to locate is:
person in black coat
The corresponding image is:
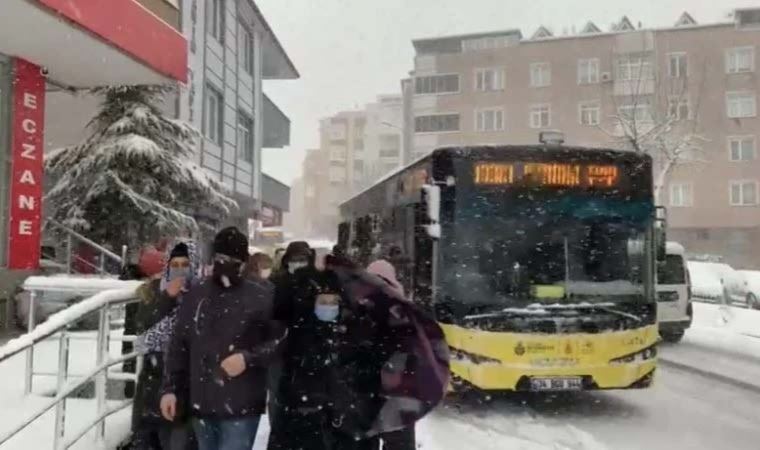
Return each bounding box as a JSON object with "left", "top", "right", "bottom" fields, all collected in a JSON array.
[
  {"left": 268, "top": 270, "right": 383, "bottom": 450},
  {"left": 161, "top": 227, "right": 284, "bottom": 450},
  {"left": 131, "top": 242, "right": 198, "bottom": 450}
]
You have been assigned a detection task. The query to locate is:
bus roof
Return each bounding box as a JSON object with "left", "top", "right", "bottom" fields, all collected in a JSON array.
[{"left": 341, "top": 145, "right": 652, "bottom": 209}]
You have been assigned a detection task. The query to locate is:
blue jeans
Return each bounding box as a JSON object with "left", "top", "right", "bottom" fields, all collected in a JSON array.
[{"left": 192, "top": 416, "right": 260, "bottom": 450}]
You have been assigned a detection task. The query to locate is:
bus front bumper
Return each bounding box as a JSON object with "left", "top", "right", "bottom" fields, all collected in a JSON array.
[{"left": 450, "top": 359, "right": 657, "bottom": 391}]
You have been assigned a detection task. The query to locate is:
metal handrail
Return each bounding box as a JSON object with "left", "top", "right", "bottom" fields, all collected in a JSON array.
[
  {"left": 43, "top": 220, "right": 127, "bottom": 275},
  {"left": 0, "top": 281, "right": 144, "bottom": 450}
]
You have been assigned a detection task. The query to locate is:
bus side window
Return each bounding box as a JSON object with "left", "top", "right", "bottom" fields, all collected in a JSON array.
[{"left": 338, "top": 222, "right": 350, "bottom": 250}]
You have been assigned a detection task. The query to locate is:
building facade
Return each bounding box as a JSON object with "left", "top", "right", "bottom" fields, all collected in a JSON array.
[
  {"left": 402, "top": 10, "right": 760, "bottom": 268},
  {"left": 178, "top": 0, "right": 297, "bottom": 229}
]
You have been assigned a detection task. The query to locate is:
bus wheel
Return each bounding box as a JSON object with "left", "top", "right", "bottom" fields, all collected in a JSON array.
[{"left": 662, "top": 330, "right": 685, "bottom": 343}]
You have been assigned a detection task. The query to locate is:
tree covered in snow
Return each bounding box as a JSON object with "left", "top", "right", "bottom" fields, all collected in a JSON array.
[
  {"left": 45, "top": 85, "right": 237, "bottom": 250},
  {"left": 599, "top": 53, "right": 708, "bottom": 204}
]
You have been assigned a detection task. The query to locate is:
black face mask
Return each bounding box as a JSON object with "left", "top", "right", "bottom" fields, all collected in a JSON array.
[{"left": 213, "top": 260, "right": 244, "bottom": 288}]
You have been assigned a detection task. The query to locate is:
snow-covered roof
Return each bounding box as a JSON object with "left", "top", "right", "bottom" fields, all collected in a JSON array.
[
  {"left": 581, "top": 21, "right": 602, "bottom": 34},
  {"left": 614, "top": 16, "right": 636, "bottom": 32},
  {"left": 531, "top": 26, "right": 554, "bottom": 40},
  {"left": 675, "top": 12, "right": 698, "bottom": 27}
]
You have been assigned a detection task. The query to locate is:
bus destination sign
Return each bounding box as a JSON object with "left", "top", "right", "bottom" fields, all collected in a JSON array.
[{"left": 474, "top": 162, "right": 620, "bottom": 188}]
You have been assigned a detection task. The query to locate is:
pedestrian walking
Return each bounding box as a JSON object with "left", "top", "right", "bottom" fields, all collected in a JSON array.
[
  {"left": 160, "top": 227, "right": 284, "bottom": 450},
  {"left": 131, "top": 241, "right": 198, "bottom": 450},
  {"left": 266, "top": 255, "right": 450, "bottom": 450},
  {"left": 366, "top": 259, "right": 416, "bottom": 450}
]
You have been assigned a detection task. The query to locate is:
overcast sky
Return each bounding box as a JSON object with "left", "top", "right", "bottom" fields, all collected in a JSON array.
[{"left": 259, "top": 0, "right": 759, "bottom": 185}]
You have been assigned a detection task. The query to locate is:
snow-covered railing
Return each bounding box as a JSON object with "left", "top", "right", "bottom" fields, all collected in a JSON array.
[
  {"left": 0, "top": 279, "right": 143, "bottom": 450},
  {"left": 43, "top": 220, "right": 127, "bottom": 275}
]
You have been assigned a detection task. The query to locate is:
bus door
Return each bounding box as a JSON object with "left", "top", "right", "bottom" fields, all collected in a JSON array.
[{"left": 413, "top": 203, "right": 434, "bottom": 310}]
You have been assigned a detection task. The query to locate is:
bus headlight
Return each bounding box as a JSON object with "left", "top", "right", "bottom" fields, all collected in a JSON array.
[{"left": 609, "top": 345, "right": 658, "bottom": 365}]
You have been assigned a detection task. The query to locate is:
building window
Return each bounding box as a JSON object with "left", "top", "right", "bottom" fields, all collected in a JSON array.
[
  {"left": 204, "top": 85, "right": 224, "bottom": 145},
  {"left": 668, "top": 97, "right": 690, "bottom": 120},
  {"left": 617, "top": 56, "right": 653, "bottom": 81},
  {"left": 579, "top": 101, "right": 600, "bottom": 126},
  {"left": 668, "top": 53, "right": 688, "bottom": 78},
  {"left": 207, "top": 0, "right": 224, "bottom": 43},
  {"left": 737, "top": 10, "right": 760, "bottom": 29},
  {"left": 414, "top": 114, "right": 460, "bottom": 133},
  {"left": 619, "top": 104, "right": 653, "bottom": 122},
  {"left": 529, "top": 104, "right": 551, "bottom": 129},
  {"left": 726, "top": 47, "right": 755, "bottom": 74},
  {"left": 330, "top": 146, "right": 346, "bottom": 161},
  {"left": 354, "top": 138, "right": 364, "bottom": 151},
  {"left": 729, "top": 136, "right": 756, "bottom": 161},
  {"left": 475, "top": 108, "right": 505, "bottom": 132},
  {"left": 414, "top": 74, "right": 459, "bottom": 95},
  {"left": 578, "top": 59, "right": 599, "bottom": 84},
  {"left": 726, "top": 92, "right": 757, "bottom": 118},
  {"left": 353, "top": 160, "right": 364, "bottom": 173},
  {"left": 380, "top": 148, "right": 400, "bottom": 158},
  {"left": 530, "top": 63, "right": 551, "bottom": 87},
  {"left": 730, "top": 180, "right": 758, "bottom": 206},
  {"left": 237, "top": 112, "right": 254, "bottom": 163},
  {"left": 670, "top": 183, "right": 693, "bottom": 207},
  {"left": 462, "top": 36, "right": 515, "bottom": 52},
  {"left": 239, "top": 25, "right": 254, "bottom": 75},
  {"left": 329, "top": 122, "right": 346, "bottom": 140},
  {"left": 475, "top": 68, "right": 505, "bottom": 92},
  {"left": 329, "top": 166, "right": 346, "bottom": 184}
]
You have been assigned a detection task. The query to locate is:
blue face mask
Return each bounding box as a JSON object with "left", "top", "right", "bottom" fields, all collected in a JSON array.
[
  {"left": 168, "top": 267, "right": 191, "bottom": 282},
  {"left": 314, "top": 304, "right": 340, "bottom": 322}
]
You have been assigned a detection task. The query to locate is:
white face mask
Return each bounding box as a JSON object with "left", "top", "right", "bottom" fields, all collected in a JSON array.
[
  {"left": 288, "top": 261, "right": 308, "bottom": 274},
  {"left": 260, "top": 269, "right": 272, "bottom": 279}
]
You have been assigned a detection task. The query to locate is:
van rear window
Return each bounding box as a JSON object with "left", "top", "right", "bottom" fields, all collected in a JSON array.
[{"left": 658, "top": 255, "right": 686, "bottom": 284}]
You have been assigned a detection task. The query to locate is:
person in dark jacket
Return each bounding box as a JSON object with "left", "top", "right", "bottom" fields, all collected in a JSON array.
[
  {"left": 161, "top": 227, "right": 284, "bottom": 450},
  {"left": 268, "top": 254, "right": 450, "bottom": 450},
  {"left": 131, "top": 241, "right": 198, "bottom": 450},
  {"left": 268, "top": 270, "right": 381, "bottom": 450},
  {"left": 267, "top": 241, "right": 319, "bottom": 447}
]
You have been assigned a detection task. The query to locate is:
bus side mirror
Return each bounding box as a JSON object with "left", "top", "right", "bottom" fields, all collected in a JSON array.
[
  {"left": 421, "top": 184, "right": 441, "bottom": 239},
  {"left": 655, "top": 206, "right": 667, "bottom": 261}
]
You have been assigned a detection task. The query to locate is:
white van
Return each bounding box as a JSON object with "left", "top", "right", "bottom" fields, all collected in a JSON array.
[{"left": 657, "top": 242, "right": 692, "bottom": 342}]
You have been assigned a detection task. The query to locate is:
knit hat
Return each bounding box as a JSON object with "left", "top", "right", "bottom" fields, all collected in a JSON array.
[
  {"left": 169, "top": 242, "right": 190, "bottom": 260},
  {"left": 213, "top": 227, "right": 249, "bottom": 261}
]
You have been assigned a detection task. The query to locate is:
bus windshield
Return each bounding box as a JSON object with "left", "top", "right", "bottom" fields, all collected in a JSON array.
[{"left": 441, "top": 190, "right": 653, "bottom": 308}]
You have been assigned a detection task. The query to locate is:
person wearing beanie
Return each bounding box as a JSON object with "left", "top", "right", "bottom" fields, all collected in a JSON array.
[
  {"left": 161, "top": 227, "right": 285, "bottom": 450},
  {"left": 131, "top": 240, "right": 199, "bottom": 450}
]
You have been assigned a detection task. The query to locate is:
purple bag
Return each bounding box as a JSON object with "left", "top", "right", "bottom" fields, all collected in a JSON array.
[{"left": 331, "top": 266, "right": 450, "bottom": 436}]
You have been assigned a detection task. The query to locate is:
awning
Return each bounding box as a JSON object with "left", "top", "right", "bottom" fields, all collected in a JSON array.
[
  {"left": 262, "top": 174, "right": 290, "bottom": 212},
  {"left": 262, "top": 94, "right": 291, "bottom": 148},
  {"left": 0, "top": 0, "right": 187, "bottom": 88}
]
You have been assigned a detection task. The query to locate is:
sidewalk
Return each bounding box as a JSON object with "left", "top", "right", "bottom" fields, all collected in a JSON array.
[{"left": 658, "top": 302, "right": 760, "bottom": 392}]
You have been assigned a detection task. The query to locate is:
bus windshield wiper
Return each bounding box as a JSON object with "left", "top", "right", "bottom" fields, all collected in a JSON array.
[{"left": 589, "top": 305, "right": 642, "bottom": 322}]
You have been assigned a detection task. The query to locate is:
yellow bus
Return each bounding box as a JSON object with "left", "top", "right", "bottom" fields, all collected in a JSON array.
[{"left": 338, "top": 143, "right": 664, "bottom": 392}]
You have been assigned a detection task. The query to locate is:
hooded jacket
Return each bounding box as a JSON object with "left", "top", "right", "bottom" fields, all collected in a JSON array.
[
  {"left": 270, "top": 263, "right": 450, "bottom": 446},
  {"left": 163, "top": 277, "right": 284, "bottom": 418}
]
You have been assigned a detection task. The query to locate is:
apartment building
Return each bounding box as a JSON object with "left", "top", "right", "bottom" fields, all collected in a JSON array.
[
  {"left": 403, "top": 9, "right": 760, "bottom": 268},
  {"left": 178, "top": 0, "right": 297, "bottom": 231},
  {"left": 301, "top": 148, "right": 332, "bottom": 237}
]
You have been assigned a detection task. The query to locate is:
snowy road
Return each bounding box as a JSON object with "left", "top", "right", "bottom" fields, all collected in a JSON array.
[{"left": 422, "top": 362, "right": 760, "bottom": 450}]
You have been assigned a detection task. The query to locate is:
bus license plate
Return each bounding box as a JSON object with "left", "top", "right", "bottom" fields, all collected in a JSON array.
[{"left": 530, "top": 377, "right": 583, "bottom": 391}]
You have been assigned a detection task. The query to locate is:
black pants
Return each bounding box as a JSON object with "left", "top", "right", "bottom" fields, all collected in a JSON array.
[
  {"left": 131, "top": 423, "right": 196, "bottom": 450},
  {"left": 379, "top": 427, "right": 416, "bottom": 450},
  {"left": 268, "top": 410, "right": 379, "bottom": 450}
]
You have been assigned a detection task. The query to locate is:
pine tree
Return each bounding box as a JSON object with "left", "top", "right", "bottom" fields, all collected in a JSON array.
[{"left": 45, "top": 85, "right": 237, "bottom": 250}]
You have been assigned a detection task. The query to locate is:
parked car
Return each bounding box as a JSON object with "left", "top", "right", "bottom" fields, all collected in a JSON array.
[
  {"left": 686, "top": 261, "right": 748, "bottom": 306},
  {"left": 739, "top": 270, "right": 760, "bottom": 309},
  {"left": 656, "top": 242, "right": 692, "bottom": 342}
]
